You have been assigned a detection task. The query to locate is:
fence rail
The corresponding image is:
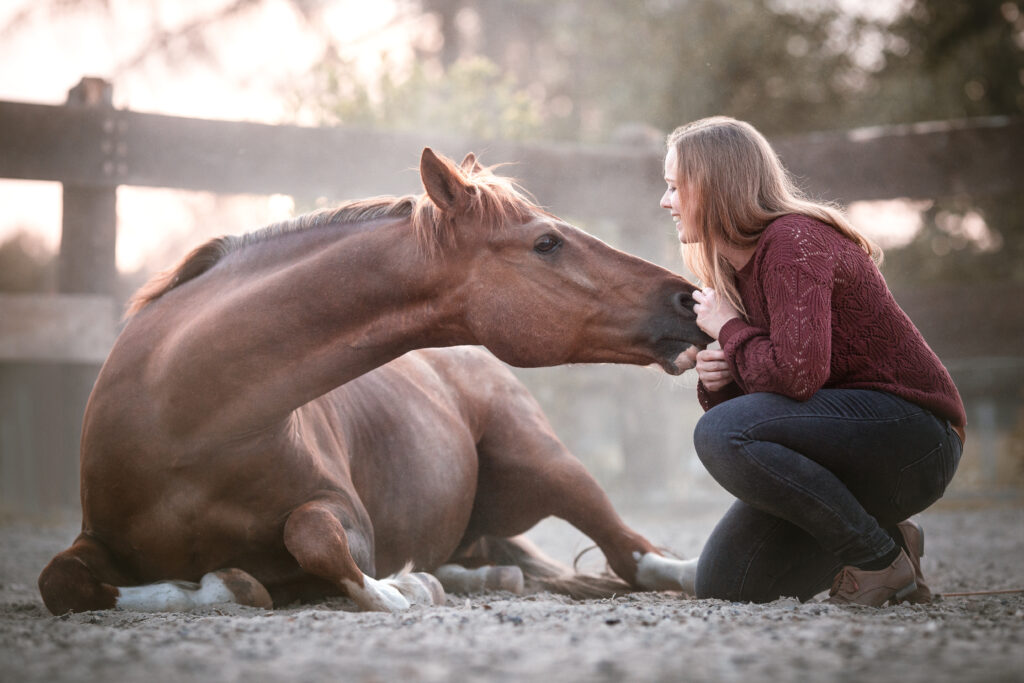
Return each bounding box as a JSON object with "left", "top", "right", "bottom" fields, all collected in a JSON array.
[{"left": 1, "top": 99, "right": 1021, "bottom": 206}]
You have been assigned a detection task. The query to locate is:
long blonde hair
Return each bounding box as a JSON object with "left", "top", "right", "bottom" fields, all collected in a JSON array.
[{"left": 667, "top": 116, "right": 881, "bottom": 317}]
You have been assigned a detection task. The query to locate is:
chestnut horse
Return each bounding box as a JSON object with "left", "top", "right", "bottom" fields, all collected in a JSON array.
[{"left": 38, "top": 149, "right": 710, "bottom": 614}]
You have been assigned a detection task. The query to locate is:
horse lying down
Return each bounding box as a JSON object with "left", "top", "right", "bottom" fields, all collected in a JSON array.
[{"left": 38, "top": 148, "right": 711, "bottom": 614}]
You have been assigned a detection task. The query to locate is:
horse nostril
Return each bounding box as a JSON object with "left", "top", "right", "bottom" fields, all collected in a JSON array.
[{"left": 672, "top": 291, "right": 695, "bottom": 315}]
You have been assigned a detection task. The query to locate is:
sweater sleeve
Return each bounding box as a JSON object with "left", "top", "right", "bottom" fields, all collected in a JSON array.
[
  {"left": 720, "top": 232, "right": 835, "bottom": 401},
  {"left": 696, "top": 378, "right": 744, "bottom": 411}
]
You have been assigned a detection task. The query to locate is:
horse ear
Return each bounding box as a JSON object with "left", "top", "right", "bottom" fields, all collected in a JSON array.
[
  {"left": 420, "top": 148, "right": 475, "bottom": 213},
  {"left": 460, "top": 152, "right": 483, "bottom": 174}
]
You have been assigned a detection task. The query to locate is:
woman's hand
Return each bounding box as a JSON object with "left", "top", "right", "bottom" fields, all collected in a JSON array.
[
  {"left": 695, "top": 348, "right": 733, "bottom": 392},
  {"left": 692, "top": 288, "right": 740, "bottom": 340}
]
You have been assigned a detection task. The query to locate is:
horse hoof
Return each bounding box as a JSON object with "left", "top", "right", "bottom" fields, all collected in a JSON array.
[
  {"left": 410, "top": 572, "right": 446, "bottom": 605},
  {"left": 483, "top": 566, "right": 524, "bottom": 594},
  {"left": 387, "top": 572, "right": 446, "bottom": 606},
  {"left": 210, "top": 569, "right": 273, "bottom": 609}
]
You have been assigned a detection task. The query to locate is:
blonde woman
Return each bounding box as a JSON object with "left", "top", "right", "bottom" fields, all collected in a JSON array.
[{"left": 664, "top": 117, "right": 965, "bottom": 606}]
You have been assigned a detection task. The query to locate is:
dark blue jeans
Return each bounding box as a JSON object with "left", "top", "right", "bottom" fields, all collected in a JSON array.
[{"left": 693, "top": 389, "right": 962, "bottom": 603}]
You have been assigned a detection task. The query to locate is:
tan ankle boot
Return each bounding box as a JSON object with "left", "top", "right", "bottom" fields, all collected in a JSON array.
[
  {"left": 826, "top": 549, "right": 917, "bottom": 606},
  {"left": 895, "top": 519, "right": 933, "bottom": 604}
]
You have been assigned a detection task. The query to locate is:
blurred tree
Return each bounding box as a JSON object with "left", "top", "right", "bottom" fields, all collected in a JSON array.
[
  {"left": 300, "top": 0, "right": 1023, "bottom": 280},
  {"left": 872, "top": 0, "right": 1024, "bottom": 283},
  {"left": 0, "top": 232, "right": 54, "bottom": 293},
  {"left": 871, "top": 0, "right": 1024, "bottom": 122},
  {"left": 416, "top": 0, "right": 886, "bottom": 139},
  {"left": 294, "top": 55, "right": 543, "bottom": 140}
]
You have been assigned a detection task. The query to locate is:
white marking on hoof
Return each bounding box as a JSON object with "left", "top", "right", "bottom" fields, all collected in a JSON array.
[
  {"left": 434, "top": 564, "right": 525, "bottom": 594},
  {"left": 387, "top": 572, "right": 446, "bottom": 606},
  {"left": 116, "top": 573, "right": 234, "bottom": 612},
  {"left": 634, "top": 551, "right": 698, "bottom": 594},
  {"left": 342, "top": 573, "right": 413, "bottom": 612}
]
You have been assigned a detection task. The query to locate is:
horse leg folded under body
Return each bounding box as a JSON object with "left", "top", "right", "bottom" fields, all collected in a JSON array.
[
  {"left": 38, "top": 534, "right": 272, "bottom": 614},
  {"left": 283, "top": 498, "right": 445, "bottom": 612}
]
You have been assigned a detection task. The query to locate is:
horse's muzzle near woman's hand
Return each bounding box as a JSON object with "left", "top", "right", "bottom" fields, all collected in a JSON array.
[{"left": 695, "top": 348, "right": 734, "bottom": 392}]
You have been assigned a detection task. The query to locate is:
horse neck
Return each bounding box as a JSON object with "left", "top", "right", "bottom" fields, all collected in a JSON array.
[
  {"left": 145, "top": 218, "right": 471, "bottom": 438},
  {"left": 288, "top": 218, "right": 468, "bottom": 361}
]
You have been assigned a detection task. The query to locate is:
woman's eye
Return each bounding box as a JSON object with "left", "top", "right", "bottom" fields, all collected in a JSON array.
[{"left": 533, "top": 234, "right": 562, "bottom": 254}]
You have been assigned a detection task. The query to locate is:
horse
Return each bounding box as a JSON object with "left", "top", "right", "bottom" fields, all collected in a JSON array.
[{"left": 38, "top": 148, "right": 711, "bottom": 614}]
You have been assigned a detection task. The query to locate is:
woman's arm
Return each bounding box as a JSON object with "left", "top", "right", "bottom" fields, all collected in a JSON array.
[{"left": 721, "top": 259, "right": 834, "bottom": 401}]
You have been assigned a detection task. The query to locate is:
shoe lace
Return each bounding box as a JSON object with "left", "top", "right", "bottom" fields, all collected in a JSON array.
[{"left": 829, "top": 568, "right": 860, "bottom": 596}]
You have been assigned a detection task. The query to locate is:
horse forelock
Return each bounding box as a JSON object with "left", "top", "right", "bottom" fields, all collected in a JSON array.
[{"left": 123, "top": 164, "right": 540, "bottom": 319}]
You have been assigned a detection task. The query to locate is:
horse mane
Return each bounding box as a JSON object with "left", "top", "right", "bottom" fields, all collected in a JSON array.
[{"left": 124, "top": 157, "right": 539, "bottom": 319}]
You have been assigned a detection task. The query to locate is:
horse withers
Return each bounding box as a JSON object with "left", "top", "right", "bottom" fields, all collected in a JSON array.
[{"left": 38, "top": 148, "right": 711, "bottom": 614}]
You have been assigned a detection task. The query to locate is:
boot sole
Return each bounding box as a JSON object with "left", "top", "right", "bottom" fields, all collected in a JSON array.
[{"left": 892, "top": 580, "right": 919, "bottom": 603}]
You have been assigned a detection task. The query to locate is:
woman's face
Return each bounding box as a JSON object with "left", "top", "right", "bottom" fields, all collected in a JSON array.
[{"left": 660, "top": 147, "right": 698, "bottom": 244}]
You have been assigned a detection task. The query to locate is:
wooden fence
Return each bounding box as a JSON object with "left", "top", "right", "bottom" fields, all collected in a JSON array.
[{"left": 1, "top": 77, "right": 1022, "bottom": 514}]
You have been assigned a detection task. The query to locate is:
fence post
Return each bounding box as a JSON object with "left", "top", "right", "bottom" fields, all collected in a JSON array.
[
  {"left": 52, "top": 77, "right": 118, "bottom": 511},
  {"left": 59, "top": 77, "right": 118, "bottom": 297}
]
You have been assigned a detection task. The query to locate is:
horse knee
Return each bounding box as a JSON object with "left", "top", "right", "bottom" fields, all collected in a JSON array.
[
  {"left": 38, "top": 550, "right": 119, "bottom": 615},
  {"left": 283, "top": 502, "right": 371, "bottom": 586}
]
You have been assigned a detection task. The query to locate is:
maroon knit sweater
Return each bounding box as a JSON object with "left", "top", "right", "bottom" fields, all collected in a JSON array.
[{"left": 697, "top": 214, "right": 967, "bottom": 431}]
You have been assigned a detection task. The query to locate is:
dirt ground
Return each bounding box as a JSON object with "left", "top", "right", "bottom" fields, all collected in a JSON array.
[{"left": 1, "top": 493, "right": 1022, "bottom": 683}]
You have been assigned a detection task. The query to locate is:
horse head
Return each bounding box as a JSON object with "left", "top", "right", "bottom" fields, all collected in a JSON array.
[{"left": 417, "top": 148, "right": 711, "bottom": 375}]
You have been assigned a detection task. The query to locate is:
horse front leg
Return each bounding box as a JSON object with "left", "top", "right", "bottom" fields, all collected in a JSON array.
[
  {"left": 467, "top": 414, "right": 697, "bottom": 595},
  {"left": 527, "top": 455, "right": 698, "bottom": 594},
  {"left": 283, "top": 498, "right": 445, "bottom": 611}
]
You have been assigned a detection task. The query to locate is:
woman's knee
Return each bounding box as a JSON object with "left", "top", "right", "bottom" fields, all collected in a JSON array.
[
  {"left": 693, "top": 400, "right": 754, "bottom": 474},
  {"left": 694, "top": 406, "right": 733, "bottom": 459}
]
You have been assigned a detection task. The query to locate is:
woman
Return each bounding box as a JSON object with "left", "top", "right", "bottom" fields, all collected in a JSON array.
[{"left": 664, "top": 116, "right": 965, "bottom": 606}]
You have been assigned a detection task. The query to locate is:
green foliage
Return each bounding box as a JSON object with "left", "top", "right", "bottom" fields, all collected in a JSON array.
[
  {"left": 873, "top": 0, "right": 1024, "bottom": 122},
  {"left": 297, "top": 56, "right": 543, "bottom": 141}
]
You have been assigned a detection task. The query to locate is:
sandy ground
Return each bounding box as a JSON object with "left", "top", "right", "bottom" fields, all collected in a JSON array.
[{"left": 1, "top": 493, "right": 1022, "bottom": 683}]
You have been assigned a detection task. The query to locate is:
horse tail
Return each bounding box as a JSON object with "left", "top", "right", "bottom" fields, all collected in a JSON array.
[{"left": 469, "top": 535, "right": 632, "bottom": 600}]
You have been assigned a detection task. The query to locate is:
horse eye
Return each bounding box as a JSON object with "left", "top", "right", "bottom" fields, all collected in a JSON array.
[{"left": 533, "top": 234, "right": 562, "bottom": 254}]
